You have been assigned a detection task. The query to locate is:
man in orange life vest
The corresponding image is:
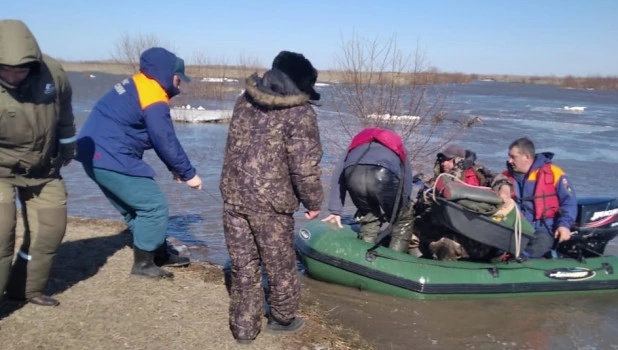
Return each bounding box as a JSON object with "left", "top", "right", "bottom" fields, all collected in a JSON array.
[
  {"left": 504, "top": 137, "right": 577, "bottom": 256},
  {"left": 76, "top": 47, "right": 202, "bottom": 279},
  {"left": 322, "top": 127, "right": 415, "bottom": 253}
]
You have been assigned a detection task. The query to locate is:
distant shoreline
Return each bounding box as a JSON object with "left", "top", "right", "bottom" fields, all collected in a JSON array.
[{"left": 62, "top": 60, "right": 618, "bottom": 91}]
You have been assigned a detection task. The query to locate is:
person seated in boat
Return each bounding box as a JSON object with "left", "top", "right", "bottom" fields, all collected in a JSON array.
[
  {"left": 490, "top": 175, "right": 560, "bottom": 259},
  {"left": 415, "top": 145, "right": 494, "bottom": 208},
  {"left": 422, "top": 174, "right": 533, "bottom": 261},
  {"left": 413, "top": 145, "right": 496, "bottom": 259},
  {"left": 503, "top": 137, "right": 577, "bottom": 257},
  {"left": 322, "top": 128, "right": 416, "bottom": 253}
]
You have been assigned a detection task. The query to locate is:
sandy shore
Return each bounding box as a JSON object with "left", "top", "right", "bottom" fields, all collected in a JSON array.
[{"left": 0, "top": 217, "right": 373, "bottom": 350}]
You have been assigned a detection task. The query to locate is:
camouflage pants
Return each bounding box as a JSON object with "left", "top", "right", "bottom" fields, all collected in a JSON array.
[
  {"left": 355, "top": 212, "right": 381, "bottom": 243},
  {"left": 223, "top": 205, "right": 300, "bottom": 340},
  {"left": 356, "top": 205, "right": 417, "bottom": 253}
]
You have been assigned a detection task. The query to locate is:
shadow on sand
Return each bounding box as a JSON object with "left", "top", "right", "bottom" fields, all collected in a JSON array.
[{"left": 0, "top": 227, "right": 131, "bottom": 320}]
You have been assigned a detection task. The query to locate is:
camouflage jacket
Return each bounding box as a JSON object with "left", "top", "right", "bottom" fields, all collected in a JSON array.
[
  {"left": 414, "top": 157, "right": 495, "bottom": 214},
  {"left": 219, "top": 72, "right": 324, "bottom": 214}
]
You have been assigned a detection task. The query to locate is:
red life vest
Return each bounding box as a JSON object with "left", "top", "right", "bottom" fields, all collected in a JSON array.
[
  {"left": 502, "top": 163, "right": 559, "bottom": 220},
  {"left": 347, "top": 127, "right": 407, "bottom": 163}
]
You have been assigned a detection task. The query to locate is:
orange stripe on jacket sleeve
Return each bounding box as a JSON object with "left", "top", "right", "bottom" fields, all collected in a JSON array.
[{"left": 132, "top": 73, "right": 169, "bottom": 110}]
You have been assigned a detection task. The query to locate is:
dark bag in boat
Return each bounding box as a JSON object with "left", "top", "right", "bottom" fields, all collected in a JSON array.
[
  {"left": 432, "top": 181, "right": 534, "bottom": 254},
  {"left": 439, "top": 180, "right": 502, "bottom": 216},
  {"left": 432, "top": 198, "right": 534, "bottom": 255}
]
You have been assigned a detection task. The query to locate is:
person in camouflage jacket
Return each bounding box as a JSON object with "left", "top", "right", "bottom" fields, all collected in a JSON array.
[
  {"left": 219, "top": 51, "right": 323, "bottom": 344},
  {"left": 413, "top": 145, "right": 497, "bottom": 260}
]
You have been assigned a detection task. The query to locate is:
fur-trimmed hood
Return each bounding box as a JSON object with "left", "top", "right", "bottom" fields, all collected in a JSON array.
[{"left": 244, "top": 71, "right": 310, "bottom": 108}]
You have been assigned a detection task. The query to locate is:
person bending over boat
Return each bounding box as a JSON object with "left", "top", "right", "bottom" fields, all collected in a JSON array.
[
  {"left": 322, "top": 128, "right": 416, "bottom": 253},
  {"left": 76, "top": 47, "right": 199, "bottom": 279},
  {"left": 503, "top": 137, "right": 576, "bottom": 257},
  {"left": 413, "top": 145, "right": 496, "bottom": 260}
]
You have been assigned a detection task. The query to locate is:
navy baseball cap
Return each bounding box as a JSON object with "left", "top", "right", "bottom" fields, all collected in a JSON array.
[{"left": 174, "top": 57, "right": 191, "bottom": 82}]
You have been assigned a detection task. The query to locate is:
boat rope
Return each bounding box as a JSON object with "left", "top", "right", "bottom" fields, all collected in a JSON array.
[{"left": 513, "top": 205, "right": 523, "bottom": 259}]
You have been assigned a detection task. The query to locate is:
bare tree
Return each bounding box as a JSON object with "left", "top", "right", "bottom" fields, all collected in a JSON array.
[
  {"left": 172, "top": 52, "right": 265, "bottom": 107},
  {"left": 324, "top": 33, "right": 480, "bottom": 174},
  {"left": 235, "top": 52, "right": 265, "bottom": 78},
  {"left": 111, "top": 33, "right": 175, "bottom": 72},
  {"left": 180, "top": 52, "right": 232, "bottom": 102}
]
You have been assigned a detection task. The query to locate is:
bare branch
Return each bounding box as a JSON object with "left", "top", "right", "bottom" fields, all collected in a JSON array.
[
  {"left": 111, "top": 33, "right": 175, "bottom": 72},
  {"left": 328, "top": 33, "right": 479, "bottom": 175}
]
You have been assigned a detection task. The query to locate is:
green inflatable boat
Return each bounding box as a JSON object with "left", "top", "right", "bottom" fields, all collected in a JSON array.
[{"left": 295, "top": 196, "right": 618, "bottom": 300}]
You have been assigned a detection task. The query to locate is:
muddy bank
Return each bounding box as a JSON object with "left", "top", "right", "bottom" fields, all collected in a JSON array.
[{"left": 0, "top": 217, "right": 373, "bottom": 350}]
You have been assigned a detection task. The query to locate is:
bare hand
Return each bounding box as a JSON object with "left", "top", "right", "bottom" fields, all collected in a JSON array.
[
  {"left": 186, "top": 174, "right": 203, "bottom": 190},
  {"left": 554, "top": 226, "right": 572, "bottom": 243},
  {"left": 305, "top": 210, "right": 320, "bottom": 220},
  {"left": 321, "top": 214, "right": 342, "bottom": 228}
]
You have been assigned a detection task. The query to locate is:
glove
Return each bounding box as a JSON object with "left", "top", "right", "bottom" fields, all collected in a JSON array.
[{"left": 60, "top": 142, "right": 77, "bottom": 167}]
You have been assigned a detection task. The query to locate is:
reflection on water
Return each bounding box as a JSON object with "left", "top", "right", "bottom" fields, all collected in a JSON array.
[
  {"left": 304, "top": 276, "right": 618, "bottom": 349},
  {"left": 64, "top": 72, "right": 618, "bottom": 348}
]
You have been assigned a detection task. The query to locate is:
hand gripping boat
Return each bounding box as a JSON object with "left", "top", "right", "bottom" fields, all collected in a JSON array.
[{"left": 295, "top": 194, "right": 618, "bottom": 300}]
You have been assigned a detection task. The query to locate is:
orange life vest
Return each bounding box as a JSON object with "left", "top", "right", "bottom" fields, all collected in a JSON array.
[{"left": 503, "top": 163, "right": 559, "bottom": 220}]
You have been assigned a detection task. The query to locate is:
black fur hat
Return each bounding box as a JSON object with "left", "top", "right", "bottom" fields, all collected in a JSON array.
[{"left": 272, "top": 51, "right": 320, "bottom": 101}]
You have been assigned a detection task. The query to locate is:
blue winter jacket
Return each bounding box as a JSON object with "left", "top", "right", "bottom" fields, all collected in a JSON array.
[
  {"left": 76, "top": 47, "right": 195, "bottom": 180},
  {"left": 509, "top": 152, "right": 577, "bottom": 234}
]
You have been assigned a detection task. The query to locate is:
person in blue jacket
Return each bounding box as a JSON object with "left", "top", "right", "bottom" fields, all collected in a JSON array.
[
  {"left": 76, "top": 47, "right": 202, "bottom": 279},
  {"left": 503, "top": 137, "right": 577, "bottom": 257}
]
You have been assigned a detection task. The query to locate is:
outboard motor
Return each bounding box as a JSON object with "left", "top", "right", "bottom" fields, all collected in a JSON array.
[{"left": 558, "top": 196, "right": 618, "bottom": 258}]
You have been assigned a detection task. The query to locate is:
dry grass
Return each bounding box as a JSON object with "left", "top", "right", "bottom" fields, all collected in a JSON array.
[
  {"left": 62, "top": 60, "right": 618, "bottom": 90},
  {"left": 61, "top": 60, "right": 470, "bottom": 85},
  {"left": 0, "top": 217, "right": 373, "bottom": 350}
]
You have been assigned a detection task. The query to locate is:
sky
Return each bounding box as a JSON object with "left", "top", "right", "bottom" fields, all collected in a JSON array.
[{"left": 3, "top": 0, "right": 617, "bottom": 76}]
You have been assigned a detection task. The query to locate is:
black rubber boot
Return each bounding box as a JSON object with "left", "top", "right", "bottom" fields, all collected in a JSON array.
[
  {"left": 154, "top": 243, "right": 190, "bottom": 268},
  {"left": 266, "top": 316, "right": 305, "bottom": 334},
  {"left": 131, "top": 248, "right": 174, "bottom": 279}
]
